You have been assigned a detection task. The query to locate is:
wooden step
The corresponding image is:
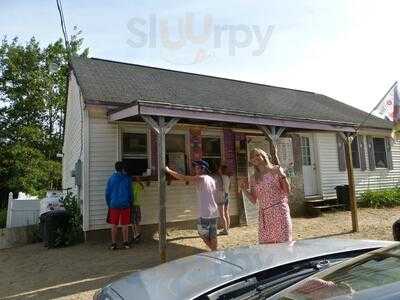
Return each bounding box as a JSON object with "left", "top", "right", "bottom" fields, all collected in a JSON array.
[
  {"left": 304, "top": 195, "right": 323, "bottom": 200},
  {"left": 304, "top": 198, "right": 339, "bottom": 207},
  {"left": 313, "top": 204, "right": 344, "bottom": 209},
  {"left": 305, "top": 203, "right": 344, "bottom": 217},
  {"left": 304, "top": 199, "right": 326, "bottom": 203}
]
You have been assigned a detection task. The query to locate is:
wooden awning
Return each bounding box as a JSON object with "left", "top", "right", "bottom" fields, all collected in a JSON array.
[{"left": 108, "top": 101, "right": 358, "bottom": 132}]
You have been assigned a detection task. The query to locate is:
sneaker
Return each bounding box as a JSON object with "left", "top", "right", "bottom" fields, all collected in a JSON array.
[
  {"left": 109, "top": 243, "right": 117, "bottom": 250},
  {"left": 133, "top": 233, "right": 142, "bottom": 243},
  {"left": 219, "top": 229, "right": 229, "bottom": 236},
  {"left": 123, "top": 242, "right": 130, "bottom": 249}
]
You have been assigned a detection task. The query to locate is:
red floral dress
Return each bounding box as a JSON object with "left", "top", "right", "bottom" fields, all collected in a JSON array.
[{"left": 251, "top": 171, "right": 292, "bottom": 244}]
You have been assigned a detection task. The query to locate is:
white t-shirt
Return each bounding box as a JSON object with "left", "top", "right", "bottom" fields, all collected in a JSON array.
[
  {"left": 196, "top": 175, "right": 218, "bottom": 218},
  {"left": 222, "top": 175, "right": 231, "bottom": 194}
]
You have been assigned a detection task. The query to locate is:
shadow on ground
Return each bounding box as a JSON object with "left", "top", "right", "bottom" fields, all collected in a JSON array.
[{"left": 0, "top": 238, "right": 204, "bottom": 300}]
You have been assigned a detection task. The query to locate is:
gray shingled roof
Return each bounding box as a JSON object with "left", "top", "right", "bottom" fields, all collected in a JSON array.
[{"left": 71, "top": 56, "right": 392, "bottom": 129}]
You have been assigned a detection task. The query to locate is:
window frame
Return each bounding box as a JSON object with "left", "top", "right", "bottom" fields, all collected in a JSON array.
[
  {"left": 372, "top": 137, "right": 388, "bottom": 169},
  {"left": 119, "top": 125, "right": 151, "bottom": 176},
  {"left": 351, "top": 136, "right": 361, "bottom": 169},
  {"left": 300, "top": 136, "right": 312, "bottom": 166},
  {"left": 201, "top": 133, "right": 224, "bottom": 173},
  {"left": 166, "top": 130, "right": 190, "bottom": 175}
]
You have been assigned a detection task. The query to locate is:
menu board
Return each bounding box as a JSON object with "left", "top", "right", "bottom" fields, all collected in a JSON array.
[
  {"left": 190, "top": 128, "right": 202, "bottom": 161},
  {"left": 277, "top": 138, "right": 294, "bottom": 168},
  {"left": 190, "top": 128, "right": 202, "bottom": 175},
  {"left": 223, "top": 129, "right": 236, "bottom": 175}
]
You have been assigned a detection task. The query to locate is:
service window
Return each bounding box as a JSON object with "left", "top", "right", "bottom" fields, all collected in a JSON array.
[
  {"left": 166, "top": 134, "right": 187, "bottom": 174},
  {"left": 202, "top": 137, "right": 221, "bottom": 173},
  {"left": 373, "top": 137, "right": 388, "bottom": 168},
  {"left": 122, "top": 132, "right": 148, "bottom": 176}
]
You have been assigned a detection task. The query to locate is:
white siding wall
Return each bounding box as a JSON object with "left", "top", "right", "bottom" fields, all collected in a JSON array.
[
  {"left": 88, "top": 110, "right": 119, "bottom": 230},
  {"left": 315, "top": 132, "right": 400, "bottom": 199},
  {"left": 62, "top": 73, "right": 83, "bottom": 195},
  {"left": 87, "top": 111, "right": 239, "bottom": 230}
]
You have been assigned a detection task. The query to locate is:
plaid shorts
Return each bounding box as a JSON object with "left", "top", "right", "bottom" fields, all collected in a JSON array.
[{"left": 197, "top": 217, "right": 217, "bottom": 240}]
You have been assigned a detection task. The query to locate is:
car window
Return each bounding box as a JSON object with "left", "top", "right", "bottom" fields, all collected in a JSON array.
[
  {"left": 274, "top": 245, "right": 400, "bottom": 300},
  {"left": 196, "top": 248, "right": 379, "bottom": 300}
]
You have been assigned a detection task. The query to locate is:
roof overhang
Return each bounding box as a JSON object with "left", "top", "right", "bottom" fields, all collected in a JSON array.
[{"left": 108, "top": 101, "right": 358, "bottom": 132}]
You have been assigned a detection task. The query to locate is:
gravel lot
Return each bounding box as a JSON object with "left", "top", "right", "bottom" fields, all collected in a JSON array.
[{"left": 1, "top": 207, "right": 399, "bottom": 300}]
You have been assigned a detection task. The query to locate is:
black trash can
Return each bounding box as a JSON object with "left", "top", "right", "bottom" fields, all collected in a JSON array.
[
  {"left": 40, "top": 210, "right": 69, "bottom": 248},
  {"left": 335, "top": 185, "right": 350, "bottom": 210},
  {"left": 393, "top": 219, "right": 400, "bottom": 241}
]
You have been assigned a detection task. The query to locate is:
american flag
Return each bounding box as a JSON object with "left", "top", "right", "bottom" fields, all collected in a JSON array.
[{"left": 373, "top": 82, "right": 400, "bottom": 123}]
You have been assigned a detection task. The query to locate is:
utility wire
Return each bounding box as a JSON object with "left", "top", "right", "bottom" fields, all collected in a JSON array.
[
  {"left": 55, "top": 0, "right": 83, "bottom": 160},
  {"left": 56, "top": 0, "right": 70, "bottom": 56}
]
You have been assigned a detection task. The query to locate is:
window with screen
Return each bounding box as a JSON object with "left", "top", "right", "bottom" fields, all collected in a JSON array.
[
  {"left": 166, "top": 134, "right": 187, "bottom": 174},
  {"left": 202, "top": 137, "right": 221, "bottom": 173},
  {"left": 373, "top": 137, "right": 388, "bottom": 168},
  {"left": 122, "top": 132, "right": 148, "bottom": 176},
  {"left": 301, "top": 137, "right": 311, "bottom": 166},
  {"left": 351, "top": 136, "right": 360, "bottom": 169}
]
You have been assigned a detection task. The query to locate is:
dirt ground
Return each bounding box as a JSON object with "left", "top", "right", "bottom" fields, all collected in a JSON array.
[{"left": 1, "top": 207, "right": 400, "bottom": 300}]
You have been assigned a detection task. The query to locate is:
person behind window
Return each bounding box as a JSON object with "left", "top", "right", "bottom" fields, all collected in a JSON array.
[
  {"left": 166, "top": 160, "right": 219, "bottom": 251},
  {"left": 105, "top": 161, "right": 132, "bottom": 250},
  {"left": 292, "top": 278, "right": 354, "bottom": 299},
  {"left": 240, "top": 147, "right": 292, "bottom": 244}
]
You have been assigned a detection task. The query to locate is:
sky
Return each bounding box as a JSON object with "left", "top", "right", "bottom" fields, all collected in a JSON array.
[{"left": 1, "top": 0, "right": 399, "bottom": 113}]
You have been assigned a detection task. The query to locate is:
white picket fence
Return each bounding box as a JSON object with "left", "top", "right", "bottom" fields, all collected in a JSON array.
[{"left": 6, "top": 192, "right": 40, "bottom": 228}]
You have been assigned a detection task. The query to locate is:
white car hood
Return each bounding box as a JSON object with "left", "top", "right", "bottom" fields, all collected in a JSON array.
[{"left": 109, "top": 239, "right": 396, "bottom": 300}]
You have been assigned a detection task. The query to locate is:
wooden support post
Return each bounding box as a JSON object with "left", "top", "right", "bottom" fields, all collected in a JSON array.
[
  {"left": 341, "top": 132, "right": 359, "bottom": 232},
  {"left": 158, "top": 117, "right": 167, "bottom": 263},
  {"left": 258, "top": 125, "right": 286, "bottom": 165},
  {"left": 142, "top": 116, "right": 179, "bottom": 263}
]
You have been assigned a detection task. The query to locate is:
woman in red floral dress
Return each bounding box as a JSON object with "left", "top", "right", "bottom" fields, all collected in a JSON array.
[{"left": 240, "top": 147, "right": 292, "bottom": 244}]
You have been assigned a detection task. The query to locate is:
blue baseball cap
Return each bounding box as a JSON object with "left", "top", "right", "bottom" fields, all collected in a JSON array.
[{"left": 192, "top": 160, "right": 210, "bottom": 172}]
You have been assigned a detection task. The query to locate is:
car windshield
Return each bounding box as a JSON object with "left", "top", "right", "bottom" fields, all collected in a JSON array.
[
  {"left": 198, "top": 248, "right": 379, "bottom": 300},
  {"left": 273, "top": 244, "right": 400, "bottom": 300}
]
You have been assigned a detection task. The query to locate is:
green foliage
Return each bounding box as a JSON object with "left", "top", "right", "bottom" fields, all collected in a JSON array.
[
  {"left": 0, "top": 30, "right": 88, "bottom": 200},
  {"left": 359, "top": 188, "right": 400, "bottom": 208},
  {"left": 60, "top": 192, "right": 84, "bottom": 246},
  {"left": 1, "top": 144, "right": 61, "bottom": 197},
  {"left": 0, "top": 208, "right": 6, "bottom": 228}
]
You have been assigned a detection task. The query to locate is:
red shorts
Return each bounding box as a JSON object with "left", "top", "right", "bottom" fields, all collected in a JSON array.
[{"left": 107, "top": 208, "right": 131, "bottom": 225}]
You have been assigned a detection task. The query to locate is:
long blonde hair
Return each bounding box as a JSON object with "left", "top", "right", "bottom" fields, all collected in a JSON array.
[{"left": 250, "top": 148, "right": 274, "bottom": 183}]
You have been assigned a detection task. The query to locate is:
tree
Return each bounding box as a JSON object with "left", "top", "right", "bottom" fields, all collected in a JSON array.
[{"left": 0, "top": 30, "right": 88, "bottom": 199}]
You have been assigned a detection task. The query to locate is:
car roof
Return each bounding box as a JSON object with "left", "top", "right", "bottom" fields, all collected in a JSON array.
[{"left": 109, "top": 239, "right": 396, "bottom": 300}]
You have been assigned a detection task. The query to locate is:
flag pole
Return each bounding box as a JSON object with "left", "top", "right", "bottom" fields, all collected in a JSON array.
[{"left": 356, "top": 81, "right": 398, "bottom": 132}]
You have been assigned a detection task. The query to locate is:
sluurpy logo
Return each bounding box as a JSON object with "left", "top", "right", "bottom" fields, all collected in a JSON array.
[{"left": 127, "top": 13, "right": 274, "bottom": 65}]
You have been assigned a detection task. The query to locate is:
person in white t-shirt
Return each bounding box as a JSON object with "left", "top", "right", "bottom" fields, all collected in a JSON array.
[{"left": 165, "top": 160, "right": 219, "bottom": 251}]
